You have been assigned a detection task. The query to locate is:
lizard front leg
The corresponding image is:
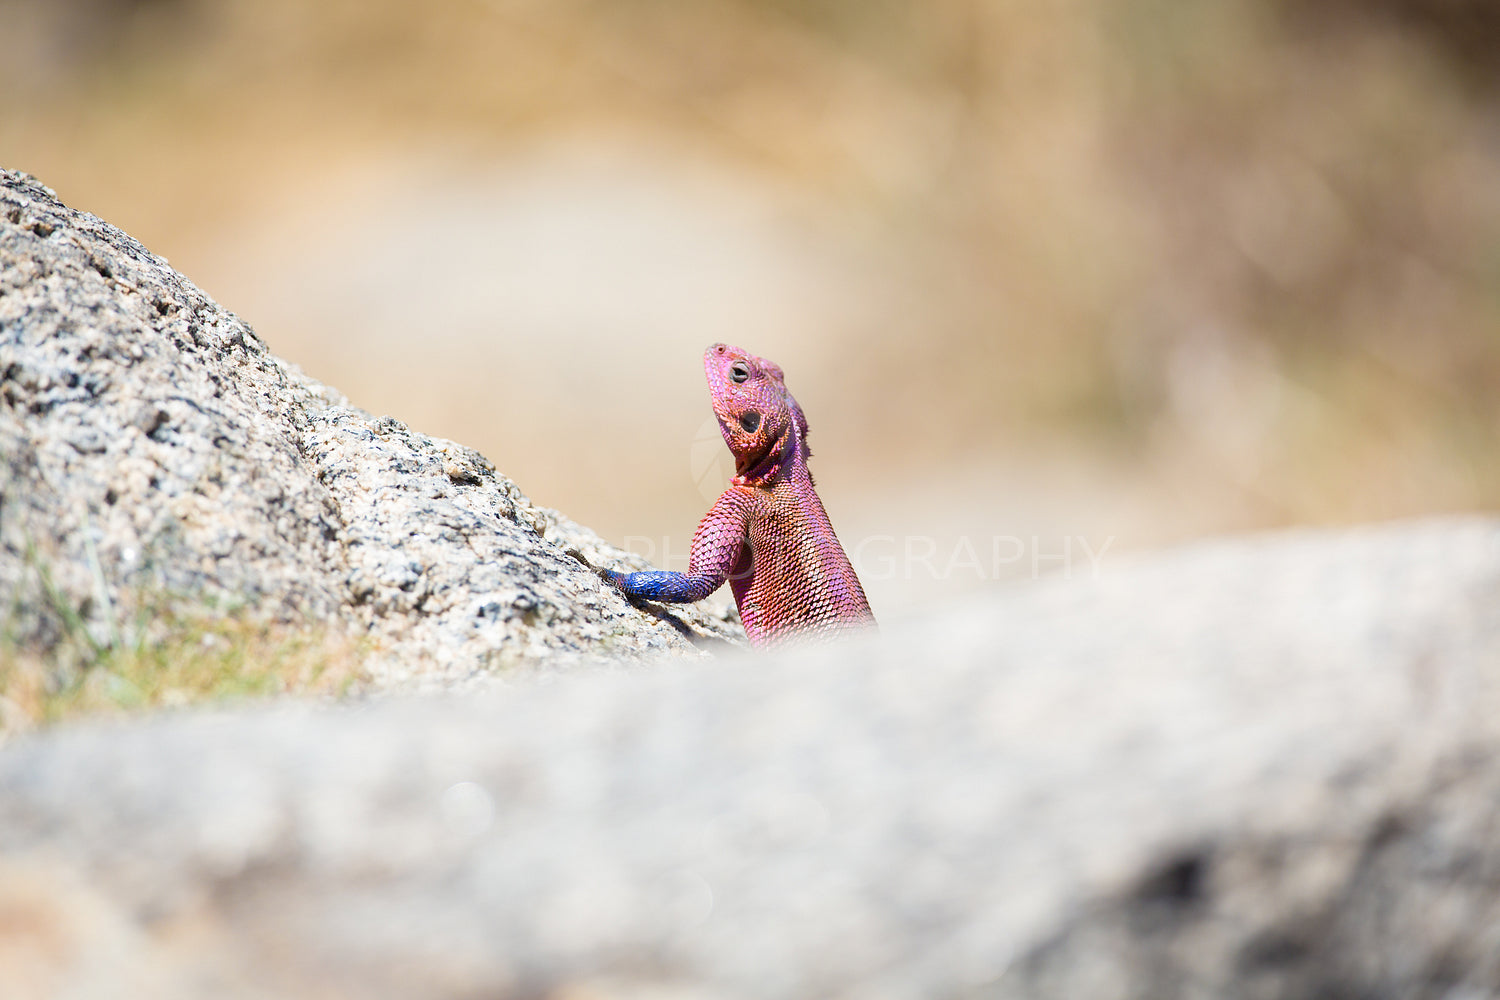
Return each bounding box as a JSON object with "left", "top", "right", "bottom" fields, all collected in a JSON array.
[{"left": 606, "top": 489, "right": 751, "bottom": 603}]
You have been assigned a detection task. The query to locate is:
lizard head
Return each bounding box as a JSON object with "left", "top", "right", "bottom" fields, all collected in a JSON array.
[{"left": 703, "top": 343, "right": 809, "bottom": 486}]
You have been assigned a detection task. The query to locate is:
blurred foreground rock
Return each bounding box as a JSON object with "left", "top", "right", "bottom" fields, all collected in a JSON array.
[
  {"left": 3, "top": 518, "right": 1500, "bottom": 999},
  {"left": 0, "top": 169, "right": 741, "bottom": 685}
]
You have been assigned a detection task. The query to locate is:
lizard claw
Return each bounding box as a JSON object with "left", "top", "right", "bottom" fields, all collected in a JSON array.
[{"left": 566, "top": 548, "right": 630, "bottom": 590}]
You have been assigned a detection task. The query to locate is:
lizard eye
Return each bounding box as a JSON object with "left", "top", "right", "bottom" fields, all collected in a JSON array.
[
  {"left": 730, "top": 363, "right": 750, "bottom": 383},
  {"left": 739, "top": 411, "right": 761, "bottom": 433}
]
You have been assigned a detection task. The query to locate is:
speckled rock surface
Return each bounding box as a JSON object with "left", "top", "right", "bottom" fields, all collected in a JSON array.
[
  {"left": 0, "top": 169, "right": 742, "bottom": 684},
  {"left": 2, "top": 518, "right": 1499, "bottom": 999}
]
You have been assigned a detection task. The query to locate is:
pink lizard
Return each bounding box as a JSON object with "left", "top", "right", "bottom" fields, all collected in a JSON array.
[{"left": 605, "top": 343, "right": 877, "bottom": 646}]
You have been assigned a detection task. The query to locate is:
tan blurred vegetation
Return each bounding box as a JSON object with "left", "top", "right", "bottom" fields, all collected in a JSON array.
[{"left": 4, "top": 0, "right": 1500, "bottom": 614}]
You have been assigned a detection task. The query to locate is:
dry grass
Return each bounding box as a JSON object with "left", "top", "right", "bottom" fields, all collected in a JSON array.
[{"left": 0, "top": 612, "right": 366, "bottom": 742}]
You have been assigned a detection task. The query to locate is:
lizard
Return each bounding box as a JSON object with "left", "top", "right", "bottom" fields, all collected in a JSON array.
[{"left": 603, "top": 343, "right": 876, "bottom": 647}]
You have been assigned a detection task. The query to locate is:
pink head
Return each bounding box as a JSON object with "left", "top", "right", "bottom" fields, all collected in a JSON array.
[{"left": 703, "top": 343, "right": 809, "bottom": 486}]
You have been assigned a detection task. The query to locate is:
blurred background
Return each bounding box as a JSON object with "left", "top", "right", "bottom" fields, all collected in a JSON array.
[{"left": 4, "top": 0, "right": 1499, "bottom": 622}]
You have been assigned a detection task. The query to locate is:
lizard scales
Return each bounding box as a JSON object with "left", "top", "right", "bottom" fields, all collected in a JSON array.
[{"left": 607, "top": 343, "right": 876, "bottom": 646}]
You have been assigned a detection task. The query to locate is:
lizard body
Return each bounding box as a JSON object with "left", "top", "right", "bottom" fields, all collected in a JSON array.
[{"left": 607, "top": 343, "right": 876, "bottom": 647}]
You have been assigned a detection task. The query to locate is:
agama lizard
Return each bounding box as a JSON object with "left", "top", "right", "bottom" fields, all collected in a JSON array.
[{"left": 604, "top": 343, "right": 876, "bottom": 646}]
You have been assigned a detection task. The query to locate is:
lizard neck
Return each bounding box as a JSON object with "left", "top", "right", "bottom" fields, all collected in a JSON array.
[{"left": 732, "top": 422, "right": 807, "bottom": 488}]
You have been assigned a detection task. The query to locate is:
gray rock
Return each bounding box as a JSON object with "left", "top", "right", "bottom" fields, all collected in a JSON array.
[
  {"left": 0, "top": 169, "right": 742, "bottom": 685},
  {"left": 2, "top": 517, "right": 1499, "bottom": 999}
]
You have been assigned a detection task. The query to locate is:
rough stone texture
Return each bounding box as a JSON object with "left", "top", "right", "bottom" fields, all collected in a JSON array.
[
  {"left": 2, "top": 517, "right": 1499, "bottom": 999},
  {"left": 0, "top": 169, "right": 742, "bottom": 683}
]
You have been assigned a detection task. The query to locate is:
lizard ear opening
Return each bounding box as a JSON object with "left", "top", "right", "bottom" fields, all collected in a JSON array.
[
  {"left": 739, "top": 411, "right": 761, "bottom": 433},
  {"left": 791, "top": 400, "right": 810, "bottom": 453}
]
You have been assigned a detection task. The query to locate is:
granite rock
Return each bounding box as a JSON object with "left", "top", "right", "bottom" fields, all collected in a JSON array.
[
  {"left": 0, "top": 169, "right": 742, "bottom": 686},
  {"left": 2, "top": 518, "right": 1499, "bottom": 998}
]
